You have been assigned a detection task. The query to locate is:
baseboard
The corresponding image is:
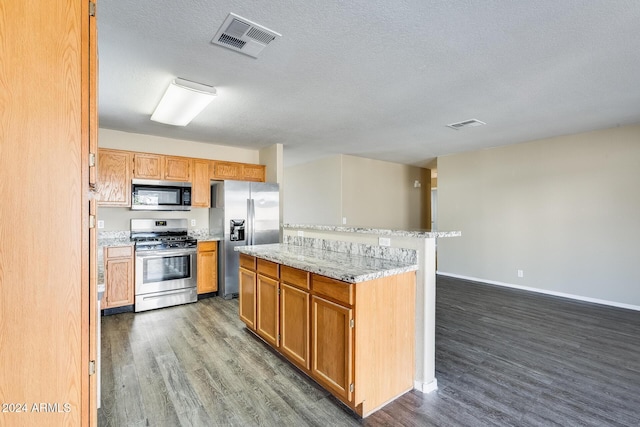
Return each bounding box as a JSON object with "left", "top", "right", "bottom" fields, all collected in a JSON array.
[
  {"left": 414, "top": 379, "right": 438, "bottom": 394},
  {"left": 436, "top": 272, "right": 640, "bottom": 312}
]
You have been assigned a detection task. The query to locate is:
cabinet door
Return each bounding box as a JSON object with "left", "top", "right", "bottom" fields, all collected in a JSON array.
[
  {"left": 239, "top": 267, "right": 257, "bottom": 329},
  {"left": 197, "top": 243, "right": 217, "bottom": 294},
  {"left": 164, "top": 156, "right": 191, "bottom": 181},
  {"left": 192, "top": 159, "right": 211, "bottom": 207},
  {"left": 256, "top": 274, "right": 279, "bottom": 347},
  {"left": 280, "top": 283, "right": 310, "bottom": 369},
  {"left": 96, "top": 149, "right": 131, "bottom": 206},
  {"left": 133, "top": 153, "right": 163, "bottom": 179},
  {"left": 311, "top": 295, "right": 354, "bottom": 403},
  {"left": 104, "top": 257, "right": 134, "bottom": 309},
  {"left": 242, "top": 164, "right": 266, "bottom": 182},
  {"left": 210, "top": 160, "right": 243, "bottom": 180}
]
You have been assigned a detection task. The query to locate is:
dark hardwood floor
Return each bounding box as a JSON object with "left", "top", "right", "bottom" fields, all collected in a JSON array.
[{"left": 99, "top": 276, "right": 640, "bottom": 426}]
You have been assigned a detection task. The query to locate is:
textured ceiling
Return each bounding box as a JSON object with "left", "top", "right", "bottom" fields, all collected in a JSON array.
[{"left": 98, "top": 0, "right": 640, "bottom": 166}]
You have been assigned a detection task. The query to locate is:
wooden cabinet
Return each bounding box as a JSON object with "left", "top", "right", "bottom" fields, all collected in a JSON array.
[
  {"left": 2, "top": 1, "right": 98, "bottom": 424},
  {"left": 103, "top": 246, "right": 134, "bottom": 309},
  {"left": 164, "top": 155, "right": 191, "bottom": 181},
  {"left": 280, "top": 282, "right": 310, "bottom": 369},
  {"left": 242, "top": 163, "right": 266, "bottom": 182},
  {"left": 238, "top": 254, "right": 416, "bottom": 418},
  {"left": 133, "top": 153, "right": 163, "bottom": 179},
  {"left": 256, "top": 260, "right": 280, "bottom": 347},
  {"left": 192, "top": 159, "right": 211, "bottom": 207},
  {"left": 197, "top": 241, "right": 218, "bottom": 294},
  {"left": 239, "top": 254, "right": 258, "bottom": 329},
  {"left": 311, "top": 295, "right": 354, "bottom": 402},
  {"left": 133, "top": 153, "right": 191, "bottom": 181},
  {"left": 210, "top": 160, "right": 266, "bottom": 182},
  {"left": 96, "top": 149, "right": 132, "bottom": 206}
]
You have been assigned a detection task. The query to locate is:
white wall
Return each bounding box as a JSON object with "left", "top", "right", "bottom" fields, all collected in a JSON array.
[
  {"left": 284, "top": 154, "right": 428, "bottom": 229},
  {"left": 437, "top": 124, "right": 640, "bottom": 308},
  {"left": 98, "top": 128, "right": 259, "bottom": 163}
]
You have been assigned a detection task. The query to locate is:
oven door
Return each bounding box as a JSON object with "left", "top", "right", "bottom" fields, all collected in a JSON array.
[{"left": 135, "top": 249, "right": 197, "bottom": 296}]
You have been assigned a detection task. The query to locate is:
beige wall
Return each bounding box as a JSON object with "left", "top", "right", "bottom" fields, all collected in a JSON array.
[
  {"left": 437, "top": 124, "right": 640, "bottom": 308},
  {"left": 98, "top": 128, "right": 259, "bottom": 163},
  {"left": 284, "top": 154, "right": 428, "bottom": 229},
  {"left": 283, "top": 155, "right": 343, "bottom": 225}
]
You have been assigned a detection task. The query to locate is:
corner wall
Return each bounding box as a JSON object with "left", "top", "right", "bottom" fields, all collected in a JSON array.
[
  {"left": 284, "top": 154, "right": 429, "bottom": 229},
  {"left": 437, "top": 124, "right": 640, "bottom": 308}
]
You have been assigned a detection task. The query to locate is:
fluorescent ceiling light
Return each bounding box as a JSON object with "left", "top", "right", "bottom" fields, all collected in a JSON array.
[{"left": 150, "top": 78, "right": 217, "bottom": 126}]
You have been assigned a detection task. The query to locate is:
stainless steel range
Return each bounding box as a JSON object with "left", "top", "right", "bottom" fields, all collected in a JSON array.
[{"left": 131, "top": 218, "right": 197, "bottom": 312}]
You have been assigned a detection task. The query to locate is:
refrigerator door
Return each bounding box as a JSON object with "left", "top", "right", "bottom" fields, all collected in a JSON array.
[
  {"left": 250, "top": 182, "right": 280, "bottom": 246},
  {"left": 221, "top": 180, "right": 251, "bottom": 299}
]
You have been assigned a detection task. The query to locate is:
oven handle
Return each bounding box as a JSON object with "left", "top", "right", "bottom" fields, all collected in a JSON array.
[{"left": 135, "top": 249, "right": 197, "bottom": 258}]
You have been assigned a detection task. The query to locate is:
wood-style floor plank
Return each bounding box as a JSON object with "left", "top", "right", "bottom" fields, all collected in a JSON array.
[{"left": 99, "top": 276, "right": 640, "bottom": 426}]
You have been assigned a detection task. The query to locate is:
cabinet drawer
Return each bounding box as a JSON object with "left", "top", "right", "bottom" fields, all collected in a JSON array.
[
  {"left": 239, "top": 254, "right": 256, "bottom": 271},
  {"left": 105, "top": 246, "right": 132, "bottom": 258},
  {"left": 311, "top": 274, "right": 353, "bottom": 306},
  {"left": 257, "top": 259, "right": 279, "bottom": 279},
  {"left": 281, "top": 266, "right": 309, "bottom": 290},
  {"left": 198, "top": 241, "right": 218, "bottom": 252}
]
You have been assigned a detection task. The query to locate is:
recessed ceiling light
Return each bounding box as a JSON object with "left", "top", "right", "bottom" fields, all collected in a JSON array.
[{"left": 447, "top": 119, "right": 486, "bottom": 130}]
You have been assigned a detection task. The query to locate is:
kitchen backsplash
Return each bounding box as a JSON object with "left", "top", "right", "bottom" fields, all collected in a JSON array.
[{"left": 283, "top": 235, "right": 417, "bottom": 264}]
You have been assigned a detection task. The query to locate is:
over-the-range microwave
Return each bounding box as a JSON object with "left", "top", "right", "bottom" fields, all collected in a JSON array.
[{"left": 131, "top": 179, "right": 191, "bottom": 211}]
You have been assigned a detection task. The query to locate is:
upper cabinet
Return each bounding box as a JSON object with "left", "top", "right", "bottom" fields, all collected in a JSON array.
[
  {"left": 133, "top": 153, "right": 163, "bottom": 179},
  {"left": 96, "top": 149, "right": 132, "bottom": 207},
  {"left": 210, "top": 160, "right": 266, "bottom": 182},
  {"left": 133, "top": 153, "right": 191, "bottom": 182},
  {"left": 164, "top": 156, "right": 191, "bottom": 181},
  {"left": 192, "top": 159, "right": 211, "bottom": 208},
  {"left": 98, "top": 150, "right": 265, "bottom": 207}
]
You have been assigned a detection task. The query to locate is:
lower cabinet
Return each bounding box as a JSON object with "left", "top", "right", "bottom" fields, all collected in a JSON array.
[
  {"left": 103, "top": 246, "right": 134, "bottom": 309},
  {"left": 197, "top": 241, "right": 218, "bottom": 294},
  {"left": 311, "top": 295, "right": 353, "bottom": 402},
  {"left": 238, "top": 253, "right": 416, "bottom": 417},
  {"left": 256, "top": 267, "right": 280, "bottom": 347},
  {"left": 280, "top": 282, "right": 310, "bottom": 370},
  {"left": 239, "top": 255, "right": 257, "bottom": 328}
]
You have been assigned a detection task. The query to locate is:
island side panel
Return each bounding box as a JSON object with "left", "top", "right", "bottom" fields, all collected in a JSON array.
[{"left": 354, "top": 271, "right": 416, "bottom": 416}]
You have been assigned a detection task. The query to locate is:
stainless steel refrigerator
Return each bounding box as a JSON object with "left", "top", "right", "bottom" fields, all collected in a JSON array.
[{"left": 209, "top": 180, "right": 280, "bottom": 299}]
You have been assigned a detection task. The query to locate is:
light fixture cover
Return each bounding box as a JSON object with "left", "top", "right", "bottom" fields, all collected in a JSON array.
[{"left": 151, "top": 78, "right": 217, "bottom": 126}]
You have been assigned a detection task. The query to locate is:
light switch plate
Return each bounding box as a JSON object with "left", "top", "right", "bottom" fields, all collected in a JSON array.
[{"left": 97, "top": 220, "right": 104, "bottom": 229}]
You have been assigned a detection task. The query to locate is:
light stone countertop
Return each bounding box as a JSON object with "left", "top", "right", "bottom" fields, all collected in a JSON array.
[
  {"left": 235, "top": 243, "right": 418, "bottom": 284},
  {"left": 283, "top": 223, "right": 461, "bottom": 238}
]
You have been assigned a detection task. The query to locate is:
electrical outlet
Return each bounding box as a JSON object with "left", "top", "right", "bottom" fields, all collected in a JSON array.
[
  {"left": 190, "top": 219, "right": 196, "bottom": 227},
  {"left": 297, "top": 230, "right": 304, "bottom": 237},
  {"left": 517, "top": 269, "right": 524, "bottom": 278},
  {"left": 342, "top": 217, "right": 347, "bottom": 225},
  {"left": 97, "top": 220, "right": 104, "bottom": 229},
  {"left": 379, "top": 237, "right": 391, "bottom": 247}
]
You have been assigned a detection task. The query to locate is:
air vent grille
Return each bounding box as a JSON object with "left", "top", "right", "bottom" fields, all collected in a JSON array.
[
  {"left": 218, "top": 34, "right": 246, "bottom": 49},
  {"left": 211, "top": 13, "right": 281, "bottom": 58},
  {"left": 447, "top": 119, "right": 486, "bottom": 130}
]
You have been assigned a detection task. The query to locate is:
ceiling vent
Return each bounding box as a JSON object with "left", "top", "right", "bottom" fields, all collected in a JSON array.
[
  {"left": 211, "top": 13, "right": 281, "bottom": 58},
  {"left": 447, "top": 119, "right": 486, "bottom": 130}
]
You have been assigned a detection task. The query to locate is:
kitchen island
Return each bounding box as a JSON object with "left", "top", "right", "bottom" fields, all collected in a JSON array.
[{"left": 236, "top": 243, "right": 418, "bottom": 417}]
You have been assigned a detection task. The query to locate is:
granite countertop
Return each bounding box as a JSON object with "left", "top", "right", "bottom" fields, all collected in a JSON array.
[
  {"left": 193, "top": 235, "right": 223, "bottom": 242},
  {"left": 283, "top": 223, "right": 461, "bottom": 239},
  {"left": 98, "top": 238, "right": 134, "bottom": 248},
  {"left": 235, "top": 243, "right": 418, "bottom": 284}
]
